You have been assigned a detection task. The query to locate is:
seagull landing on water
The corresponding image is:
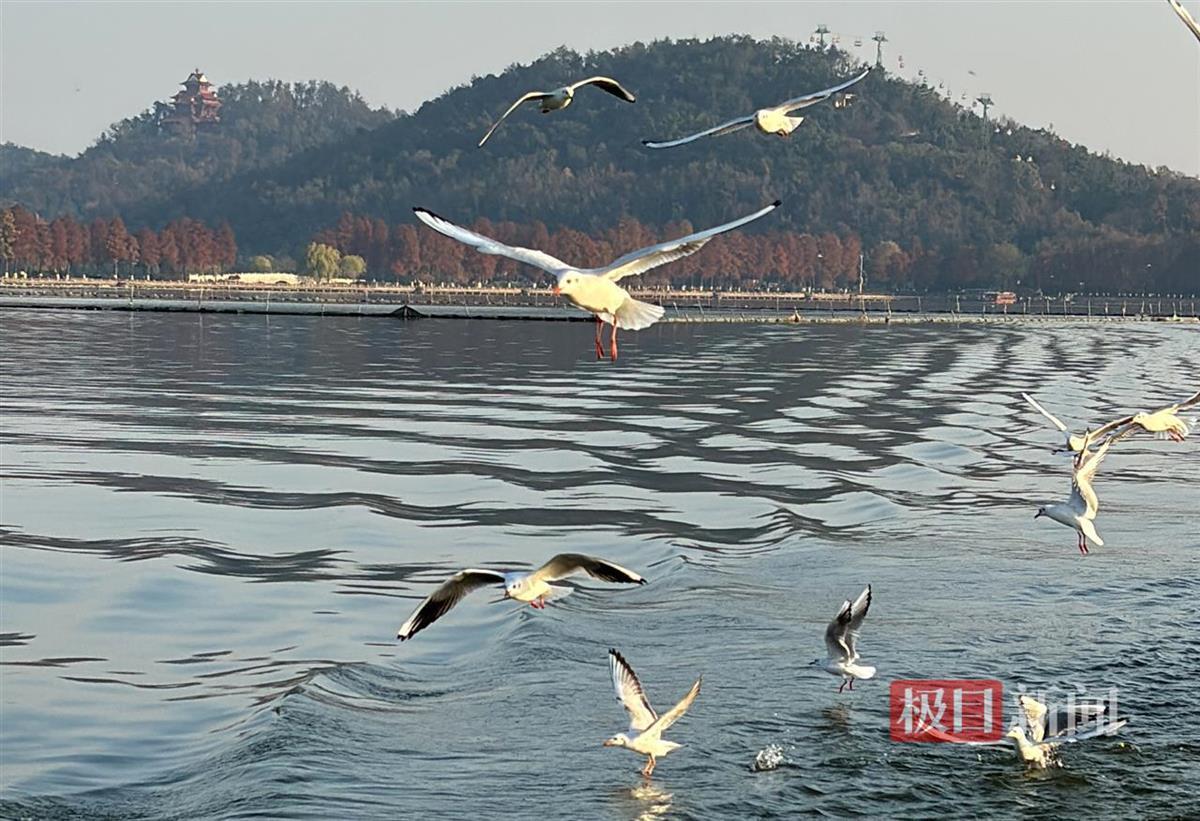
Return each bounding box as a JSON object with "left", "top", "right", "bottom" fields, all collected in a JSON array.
[
  {"left": 413, "top": 202, "right": 780, "bottom": 360},
  {"left": 396, "top": 554, "right": 645, "bottom": 641},
  {"left": 1005, "top": 694, "right": 1128, "bottom": 769},
  {"left": 604, "top": 649, "right": 702, "bottom": 777},
  {"left": 642, "top": 68, "right": 870, "bottom": 149},
  {"left": 1128, "top": 390, "right": 1200, "bottom": 442},
  {"left": 814, "top": 585, "right": 875, "bottom": 692},
  {"left": 478, "top": 76, "right": 636, "bottom": 147},
  {"left": 1034, "top": 427, "right": 1132, "bottom": 554},
  {"left": 1021, "top": 393, "right": 1133, "bottom": 456}
]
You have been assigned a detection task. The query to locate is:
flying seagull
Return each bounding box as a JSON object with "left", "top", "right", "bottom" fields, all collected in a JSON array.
[
  {"left": 1034, "top": 428, "right": 1131, "bottom": 554},
  {"left": 642, "top": 68, "right": 870, "bottom": 149},
  {"left": 604, "top": 649, "right": 702, "bottom": 777},
  {"left": 413, "top": 201, "right": 780, "bottom": 360},
  {"left": 478, "top": 76, "right": 636, "bottom": 147},
  {"left": 1021, "top": 393, "right": 1133, "bottom": 455},
  {"left": 815, "top": 584, "right": 875, "bottom": 692},
  {"left": 1168, "top": 0, "right": 1200, "bottom": 42},
  {"left": 396, "top": 554, "right": 645, "bottom": 641},
  {"left": 1128, "top": 389, "right": 1200, "bottom": 442}
]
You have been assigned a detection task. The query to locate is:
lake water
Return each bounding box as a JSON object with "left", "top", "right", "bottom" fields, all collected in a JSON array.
[{"left": 1, "top": 310, "right": 1197, "bottom": 819}]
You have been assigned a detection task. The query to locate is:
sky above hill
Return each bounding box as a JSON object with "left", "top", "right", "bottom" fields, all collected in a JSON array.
[{"left": 2, "top": 1, "right": 1198, "bottom": 176}]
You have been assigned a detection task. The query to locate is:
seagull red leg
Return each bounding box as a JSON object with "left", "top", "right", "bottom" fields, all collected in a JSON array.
[
  {"left": 610, "top": 323, "right": 619, "bottom": 362},
  {"left": 594, "top": 316, "right": 605, "bottom": 359},
  {"left": 838, "top": 679, "right": 847, "bottom": 693}
]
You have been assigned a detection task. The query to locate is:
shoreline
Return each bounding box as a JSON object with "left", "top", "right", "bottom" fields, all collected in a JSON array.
[
  {"left": 2, "top": 294, "right": 1196, "bottom": 324},
  {"left": 2, "top": 279, "right": 1196, "bottom": 323}
]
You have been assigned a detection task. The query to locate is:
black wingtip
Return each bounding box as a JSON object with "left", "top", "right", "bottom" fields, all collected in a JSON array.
[
  {"left": 637, "top": 578, "right": 648, "bottom": 585},
  {"left": 772, "top": 199, "right": 783, "bottom": 208}
]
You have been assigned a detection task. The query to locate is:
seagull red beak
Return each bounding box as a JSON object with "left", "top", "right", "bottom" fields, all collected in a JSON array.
[{"left": 552, "top": 286, "right": 561, "bottom": 296}]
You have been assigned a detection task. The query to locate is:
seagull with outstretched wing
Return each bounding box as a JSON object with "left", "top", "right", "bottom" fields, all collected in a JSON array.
[
  {"left": 479, "top": 76, "right": 636, "bottom": 147},
  {"left": 603, "top": 649, "right": 702, "bottom": 777},
  {"left": 396, "top": 554, "right": 645, "bottom": 640},
  {"left": 413, "top": 201, "right": 780, "bottom": 360},
  {"left": 1021, "top": 392, "right": 1133, "bottom": 455},
  {"left": 814, "top": 584, "right": 875, "bottom": 692},
  {"left": 642, "top": 68, "right": 870, "bottom": 149}
]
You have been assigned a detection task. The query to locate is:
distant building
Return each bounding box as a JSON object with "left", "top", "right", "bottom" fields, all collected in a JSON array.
[{"left": 160, "top": 69, "right": 221, "bottom": 132}]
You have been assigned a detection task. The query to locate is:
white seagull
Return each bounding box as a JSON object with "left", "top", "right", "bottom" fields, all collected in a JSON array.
[
  {"left": 642, "top": 68, "right": 870, "bottom": 149},
  {"left": 1017, "top": 694, "right": 1111, "bottom": 744},
  {"left": 815, "top": 584, "right": 875, "bottom": 692},
  {"left": 1168, "top": 0, "right": 1200, "bottom": 42},
  {"left": 396, "top": 553, "right": 645, "bottom": 641},
  {"left": 604, "top": 649, "right": 702, "bottom": 777},
  {"left": 1034, "top": 429, "right": 1130, "bottom": 554},
  {"left": 413, "top": 202, "right": 780, "bottom": 360},
  {"left": 1005, "top": 711, "right": 1128, "bottom": 770},
  {"left": 1021, "top": 392, "right": 1133, "bottom": 455},
  {"left": 1128, "top": 390, "right": 1200, "bottom": 442},
  {"left": 478, "top": 76, "right": 636, "bottom": 147}
]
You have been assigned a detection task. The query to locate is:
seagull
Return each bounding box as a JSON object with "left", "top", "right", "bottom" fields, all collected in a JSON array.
[
  {"left": 1168, "top": 0, "right": 1200, "bottom": 42},
  {"left": 604, "top": 649, "right": 702, "bottom": 777},
  {"left": 1021, "top": 393, "right": 1133, "bottom": 455},
  {"left": 642, "top": 68, "right": 870, "bottom": 149},
  {"left": 1017, "top": 694, "right": 1110, "bottom": 743},
  {"left": 814, "top": 585, "right": 875, "bottom": 692},
  {"left": 1005, "top": 717, "right": 1128, "bottom": 769},
  {"left": 1034, "top": 428, "right": 1130, "bottom": 554},
  {"left": 478, "top": 76, "right": 636, "bottom": 147},
  {"left": 413, "top": 202, "right": 780, "bottom": 360},
  {"left": 1128, "top": 390, "right": 1200, "bottom": 442},
  {"left": 396, "top": 554, "right": 646, "bottom": 640}
]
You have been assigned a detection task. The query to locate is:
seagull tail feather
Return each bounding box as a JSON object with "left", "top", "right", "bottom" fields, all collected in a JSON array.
[{"left": 615, "top": 297, "right": 665, "bottom": 331}]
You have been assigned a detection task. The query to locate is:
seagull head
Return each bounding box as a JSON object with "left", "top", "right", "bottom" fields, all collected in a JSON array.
[
  {"left": 1034, "top": 507, "right": 1046, "bottom": 519},
  {"left": 603, "top": 733, "right": 631, "bottom": 748},
  {"left": 503, "top": 577, "right": 525, "bottom": 599},
  {"left": 554, "top": 273, "right": 581, "bottom": 298}
]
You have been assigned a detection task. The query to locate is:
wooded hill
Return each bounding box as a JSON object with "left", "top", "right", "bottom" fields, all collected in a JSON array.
[{"left": 3, "top": 38, "right": 1197, "bottom": 292}]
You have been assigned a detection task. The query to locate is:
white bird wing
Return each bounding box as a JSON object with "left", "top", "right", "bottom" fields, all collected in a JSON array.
[
  {"left": 844, "top": 585, "right": 872, "bottom": 659},
  {"left": 397, "top": 569, "right": 507, "bottom": 640},
  {"left": 1168, "top": 0, "right": 1200, "bottom": 41},
  {"left": 775, "top": 67, "right": 872, "bottom": 113},
  {"left": 412, "top": 208, "right": 570, "bottom": 276},
  {"left": 531, "top": 553, "right": 646, "bottom": 585},
  {"left": 593, "top": 201, "right": 781, "bottom": 282},
  {"left": 641, "top": 115, "right": 755, "bottom": 149},
  {"left": 1022, "top": 393, "right": 1069, "bottom": 433},
  {"left": 824, "top": 598, "right": 853, "bottom": 662},
  {"left": 642, "top": 676, "right": 702, "bottom": 739},
  {"left": 1035, "top": 718, "right": 1128, "bottom": 748},
  {"left": 1018, "top": 695, "right": 1049, "bottom": 743},
  {"left": 609, "top": 649, "right": 658, "bottom": 732},
  {"left": 478, "top": 90, "right": 552, "bottom": 147},
  {"left": 569, "top": 76, "right": 636, "bottom": 102},
  {"left": 1085, "top": 415, "right": 1136, "bottom": 442},
  {"left": 1170, "top": 389, "right": 1200, "bottom": 411}
]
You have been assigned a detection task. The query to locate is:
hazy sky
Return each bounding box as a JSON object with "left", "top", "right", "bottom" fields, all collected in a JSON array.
[{"left": 2, "top": 1, "right": 1198, "bottom": 175}]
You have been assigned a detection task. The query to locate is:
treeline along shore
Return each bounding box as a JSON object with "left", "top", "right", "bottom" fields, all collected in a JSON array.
[{"left": 1, "top": 279, "right": 1196, "bottom": 322}]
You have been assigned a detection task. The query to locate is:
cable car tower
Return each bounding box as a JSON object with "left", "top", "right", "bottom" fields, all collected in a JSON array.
[
  {"left": 815, "top": 24, "right": 830, "bottom": 48},
  {"left": 975, "top": 92, "right": 994, "bottom": 122},
  {"left": 872, "top": 32, "right": 888, "bottom": 67}
]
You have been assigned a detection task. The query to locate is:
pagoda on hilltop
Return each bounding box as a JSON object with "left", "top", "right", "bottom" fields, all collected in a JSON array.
[{"left": 160, "top": 69, "right": 221, "bottom": 131}]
